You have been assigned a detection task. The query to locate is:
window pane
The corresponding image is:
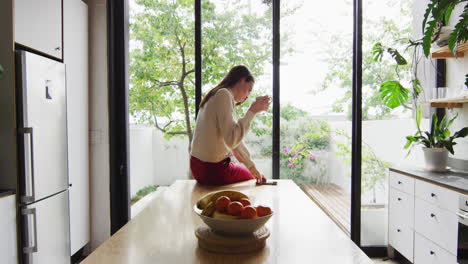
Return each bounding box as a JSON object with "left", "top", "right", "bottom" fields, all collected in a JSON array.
[
  {"left": 202, "top": 0, "right": 273, "bottom": 178},
  {"left": 361, "top": 0, "right": 429, "bottom": 246},
  {"left": 280, "top": 0, "right": 353, "bottom": 234},
  {"left": 128, "top": 0, "right": 195, "bottom": 216}
]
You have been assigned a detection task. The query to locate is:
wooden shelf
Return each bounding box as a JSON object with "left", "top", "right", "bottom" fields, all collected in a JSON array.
[
  {"left": 428, "top": 97, "right": 468, "bottom": 108},
  {"left": 431, "top": 42, "right": 468, "bottom": 58}
]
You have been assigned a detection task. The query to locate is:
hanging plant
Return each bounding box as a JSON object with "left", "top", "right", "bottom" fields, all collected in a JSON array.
[{"left": 421, "top": 0, "right": 468, "bottom": 57}]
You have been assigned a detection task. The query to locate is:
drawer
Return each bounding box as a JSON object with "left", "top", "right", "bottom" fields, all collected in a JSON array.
[
  {"left": 414, "top": 232, "right": 457, "bottom": 264},
  {"left": 389, "top": 187, "right": 414, "bottom": 228},
  {"left": 415, "top": 179, "right": 458, "bottom": 213},
  {"left": 389, "top": 171, "right": 414, "bottom": 195},
  {"left": 414, "top": 198, "right": 458, "bottom": 255},
  {"left": 389, "top": 221, "right": 414, "bottom": 262}
]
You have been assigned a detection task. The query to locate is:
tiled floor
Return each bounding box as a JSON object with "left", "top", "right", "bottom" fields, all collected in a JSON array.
[{"left": 371, "top": 258, "right": 400, "bottom": 264}]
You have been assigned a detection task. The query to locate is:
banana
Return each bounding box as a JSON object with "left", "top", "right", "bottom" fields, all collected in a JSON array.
[
  {"left": 201, "top": 201, "right": 216, "bottom": 217},
  {"left": 196, "top": 190, "right": 249, "bottom": 209},
  {"left": 213, "top": 210, "right": 240, "bottom": 220}
]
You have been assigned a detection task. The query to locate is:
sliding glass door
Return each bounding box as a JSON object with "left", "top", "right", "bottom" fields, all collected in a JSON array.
[
  {"left": 201, "top": 0, "right": 273, "bottom": 178},
  {"left": 128, "top": 0, "right": 195, "bottom": 213},
  {"left": 279, "top": 0, "right": 354, "bottom": 235}
]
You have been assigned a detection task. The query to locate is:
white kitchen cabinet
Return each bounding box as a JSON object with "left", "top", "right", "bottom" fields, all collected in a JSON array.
[
  {"left": 414, "top": 198, "right": 458, "bottom": 255},
  {"left": 414, "top": 232, "right": 457, "bottom": 264},
  {"left": 0, "top": 193, "right": 18, "bottom": 264},
  {"left": 389, "top": 171, "right": 415, "bottom": 195},
  {"left": 14, "top": 0, "right": 63, "bottom": 60},
  {"left": 64, "top": 0, "right": 89, "bottom": 255},
  {"left": 415, "top": 179, "right": 459, "bottom": 214},
  {"left": 388, "top": 171, "right": 461, "bottom": 264},
  {"left": 388, "top": 187, "right": 414, "bottom": 261}
]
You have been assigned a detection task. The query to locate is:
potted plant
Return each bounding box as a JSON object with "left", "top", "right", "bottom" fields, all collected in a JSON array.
[{"left": 405, "top": 107, "right": 468, "bottom": 171}]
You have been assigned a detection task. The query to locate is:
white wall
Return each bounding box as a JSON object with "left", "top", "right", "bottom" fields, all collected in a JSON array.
[
  {"left": 64, "top": 0, "right": 90, "bottom": 254},
  {"left": 88, "top": 0, "right": 110, "bottom": 251},
  {"left": 446, "top": 3, "right": 468, "bottom": 160},
  {"left": 129, "top": 126, "right": 190, "bottom": 196}
]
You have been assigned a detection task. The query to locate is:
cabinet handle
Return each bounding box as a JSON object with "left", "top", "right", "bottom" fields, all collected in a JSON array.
[
  {"left": 397, "top": 229, "right": 401, "bottom": 232},
  {"left": 55, "top": 47, "right": 61, "bottom": 51},
  {"left": 397, "top": 197, "right": 402, "bottom": 201},
  {"left": 430, "top": 251, "right": 435, "bottom": 255},
  {"left": 431, "top": 193, "right": 436, "bottom": 197},
  {"left": 397, "top": 181, "right": 402, "bottom": 184},
  {"left": 430, "top": 213, "right": 436, "bottom": 218}
]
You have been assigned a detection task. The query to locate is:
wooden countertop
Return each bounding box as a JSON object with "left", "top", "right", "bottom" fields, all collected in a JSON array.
[{"left": 82, "top": 180, "right": 372, "bottom": 264}]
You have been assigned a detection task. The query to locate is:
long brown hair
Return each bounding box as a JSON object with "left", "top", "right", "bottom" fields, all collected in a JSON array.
[{"left": 199, "top": 65, "right": 255, "bottom": 109}]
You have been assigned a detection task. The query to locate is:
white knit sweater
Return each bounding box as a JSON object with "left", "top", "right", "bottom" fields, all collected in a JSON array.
[{"left": 190, "top": 88, "right": 256, "bottom": 169}]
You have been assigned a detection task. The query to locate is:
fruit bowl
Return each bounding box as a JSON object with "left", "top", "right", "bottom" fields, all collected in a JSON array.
[{"left": 194, "top": 205, "right": 273, "bottom": 235}]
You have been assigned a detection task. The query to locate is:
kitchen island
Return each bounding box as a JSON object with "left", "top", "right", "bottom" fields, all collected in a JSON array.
[{"left": 82, "top": 180, "right": 372, "bottom": 264}]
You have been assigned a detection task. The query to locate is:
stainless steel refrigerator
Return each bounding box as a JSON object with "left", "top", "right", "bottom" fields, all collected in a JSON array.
[{"left": 16, "top": 50, "right": 71, "bottom": 264}]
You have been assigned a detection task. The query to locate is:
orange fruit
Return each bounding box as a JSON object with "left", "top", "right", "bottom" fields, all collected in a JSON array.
[
  {"left": 227, "top": 201, "right": 244, "bottom": 216},
  {"left": 241, "top": 206, "right": 257, "bottom": 219},
  {"left": 256, "top": 206, "right": 272, "bottom": 217},
  {"left": 215, "top": 196, "right": 231, "bottom": 213},
  {"left": 239, "top": 198, "right": 251, "bottom": 207}
]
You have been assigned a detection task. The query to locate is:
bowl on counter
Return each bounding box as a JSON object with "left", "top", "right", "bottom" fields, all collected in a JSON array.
[{"left": 193, "top": 205, "right": 273, "bottom": 235}]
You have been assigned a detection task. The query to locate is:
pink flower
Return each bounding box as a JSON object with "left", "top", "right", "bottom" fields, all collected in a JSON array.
[
  {"left": 294, "top": 152, "right": 299, "bottom": 158},
  {"left": 288, "top": 163, "right": 294, "bottom": 168},
  {"left": 283, "top": 147, "right": 289, "bottom": 153},
  {"left": 309, "top": 154, "right": 315, "bottom": 160},
  {"left": 288, "top": 158, "right": 293, "bottom": 163}
]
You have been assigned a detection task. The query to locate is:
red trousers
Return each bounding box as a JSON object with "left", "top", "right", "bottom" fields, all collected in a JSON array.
[{"left": 190, "top": 156, "right": 254, "bottom": 185}]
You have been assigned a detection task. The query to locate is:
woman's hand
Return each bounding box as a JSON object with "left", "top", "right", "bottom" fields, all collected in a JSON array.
[
  {"left": 248, "top": 165, "right": 265, "bottom": 184},
  {"left": 248, "top": 96, "right": 271, "bottom": 113}
]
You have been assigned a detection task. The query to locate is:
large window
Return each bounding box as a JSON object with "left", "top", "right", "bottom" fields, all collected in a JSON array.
[
  {"left": 201, "top": 0, "right": 273, "bottom": 178},
  {"left": 280, "top": 0, "right": 353, "bottom": 234},
  {"left": 122, "top": 0, "right": 423, "bottom": 252},
  {"left": 128, "top": 0, "right": 195, "bottom": 212}
]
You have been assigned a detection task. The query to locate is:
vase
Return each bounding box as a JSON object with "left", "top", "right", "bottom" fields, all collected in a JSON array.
[{"left": 422, "top": 147, "right": 449, "bottom": 172}]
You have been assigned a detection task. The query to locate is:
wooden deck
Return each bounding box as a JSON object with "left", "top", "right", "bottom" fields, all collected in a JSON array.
[{"left": 300, "top": 183, "right": 351, "bottom": 235}]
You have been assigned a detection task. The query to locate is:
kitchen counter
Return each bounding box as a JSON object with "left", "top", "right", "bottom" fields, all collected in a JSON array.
[
  {"left": 390, "top": 166, "right": 468, "bottom": 194},
  {"left": 0, "top": 190, "right": 14, "bottom": 199},
  {"left": 82, "top": 180, "right": 372, "bottom": 264}
]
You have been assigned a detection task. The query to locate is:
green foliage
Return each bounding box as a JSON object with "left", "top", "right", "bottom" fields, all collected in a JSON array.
[
  {"left": 321, "top": 1, "right": 414, "bottom": 120},
  {"left": 129, "top": 0, "right": 280, "bottom": 144},
  {"left": 379, "top": 81, "right": 410, "bottom": 108},
  {"left": 422, "top": 0, "right": 468, "bottom": 57},
  {"left": 130, "top": 185, "right": 158, "bottom": 204},
  {"left": 279, "top": 118, "right": 330, "bottom": 183},
  {"left": 405, "top": 110, "right": 468, "bottom": 155},
  {"left": 335, "top": 130, "right": 391, "bottom": 195},
  {"left": 465, "top": 74, "right": 468, "bottom": 87}
]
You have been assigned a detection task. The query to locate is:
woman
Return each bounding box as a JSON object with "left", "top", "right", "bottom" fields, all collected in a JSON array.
[{"left": 190, "top": 65, "right": 270, "bottom": 185}]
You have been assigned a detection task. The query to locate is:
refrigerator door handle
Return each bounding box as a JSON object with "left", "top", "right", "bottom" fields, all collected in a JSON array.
[
  {"left": 22, "top": 207, "right": 38, "bottom": 254},
  {"left": 18, "top": 127, "right": 35, "bottom": 203}
]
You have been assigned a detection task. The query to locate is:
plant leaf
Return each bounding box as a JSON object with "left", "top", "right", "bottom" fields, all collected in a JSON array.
[
  {"left": 386, "top": 48, "right": 407, "bottom": 65},
  {"left": 412, "top": 79, "right": 422, "bottom": 97},
  {"left": 372, "top": 42, "right": 384, "bottom": 62},
  {"left": 379, "top": 81, "right": 410, "bottom": 109},
  {"left": 416, "top": 104, "right": 422, "bottom": 132},
  {"left": 423, "top": 20, "right": 437, "bottom": 57},
  {"left": 444, "top": 5, "right": 454, "bottom": 25},
  {"left": 422, "top": 1, "right": 435, "bottom": 37}
]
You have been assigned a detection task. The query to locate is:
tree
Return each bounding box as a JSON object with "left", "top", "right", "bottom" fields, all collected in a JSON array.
[
  {"left": 129, "top": 0, "right": 279, "bottom": 151},
  {"left": 318, "top": 0, "right": 413, "bottom": 120}
]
